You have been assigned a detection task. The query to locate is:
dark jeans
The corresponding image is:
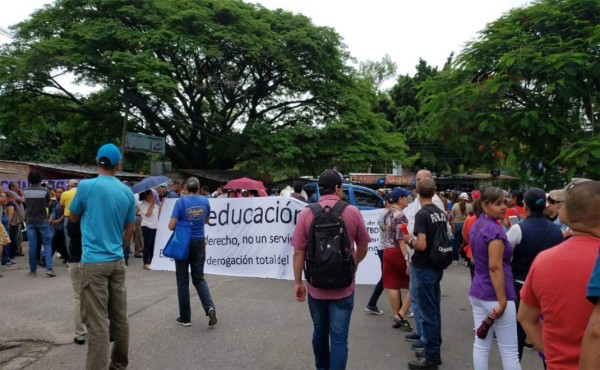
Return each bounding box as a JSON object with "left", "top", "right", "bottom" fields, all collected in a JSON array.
[
  {"left": 27, "top": 223, "right": 52, "bottom": 272},
  {"left": 409, "top": 263, "right": 423, "bottom": 338},
  {"left": 67, "top": 219, "right": 82, "bottom": 263},
  {"left": 175, "top": 239, "right": 215, "bottom": 323},
  {"left": 367, "top": 249, "right": 384, "bottom": 307},
  {"left": 514, "top": 281, "right": 525, "bottom": 361},
  {"left": 141, "top": 226, "right": 156, "bottom": 265},
  {"left": 1, "top": 244, "right": 10, "bottom": 264},
  {"left": 307, "top": 292, "right": 354, "bottom": 370},
  {"left": 51, "top": 228, "right": 69, "bottom": 262},
  {"left": 453, "top": 222, "right": 464, "bottom": 261},
  {"left": 413, "top": 266, "right": 443, "bottom": 360},
  {"left": 8, "top": 224, "right": 20, "bottom": 259}
]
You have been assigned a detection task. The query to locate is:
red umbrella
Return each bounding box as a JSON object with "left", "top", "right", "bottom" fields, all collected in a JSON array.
[{"left": 223, "top": 177, "right": 266, "bottom": 191}]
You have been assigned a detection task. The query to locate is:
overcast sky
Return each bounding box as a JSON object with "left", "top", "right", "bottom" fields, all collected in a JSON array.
[{"left": 1, "top": 0, "right": 530, "bottom": 77}]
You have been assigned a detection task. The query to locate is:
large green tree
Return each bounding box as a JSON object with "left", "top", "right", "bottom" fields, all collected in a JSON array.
[
  {"left": 0, "top": 0, "right": 409, "bottom": 175},
  {"left": 417, "top": 0, "right": 600, "bottom": 183}
]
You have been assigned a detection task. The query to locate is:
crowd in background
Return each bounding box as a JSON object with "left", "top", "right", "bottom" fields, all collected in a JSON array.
[
  {"left": 365, "top": 177, "right": 600, "bottom": 370},
  {"left": 2, "top": 172, "right": 600, "bottom": 370}
]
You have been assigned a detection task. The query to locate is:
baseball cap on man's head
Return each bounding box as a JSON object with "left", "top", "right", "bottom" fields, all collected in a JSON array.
[
  {"left": 68, "top": 179, "right": 78, "bottom": 187},
  {"left": 390, "top": 188, "right": 410, "bottom": 202},
  {"left": 548, "top": 178, "right": 593, "bottom": 202},
  {"left": 524, "top": 187, "right": 547, "bottom": 213},
  {"left": 96, "top": 143, "right": 122, "bottom": 168},
  {"left": 318, "top": 170, "right": 343, "bottom": 192}
]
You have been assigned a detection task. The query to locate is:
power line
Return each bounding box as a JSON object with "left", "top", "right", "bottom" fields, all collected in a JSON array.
[{"left": 0, "top": 26, "right": 14, "bottom": 40}]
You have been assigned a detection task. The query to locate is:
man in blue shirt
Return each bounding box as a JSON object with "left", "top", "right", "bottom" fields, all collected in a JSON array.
[
  {"left": 168, "top": 176, "right": 217, "bottom": 327},
  {"left": 69, "top": 143, "right": 136, "bottom": 370}
]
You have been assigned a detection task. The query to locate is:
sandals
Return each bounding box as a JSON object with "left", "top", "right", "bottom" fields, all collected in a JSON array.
[{"left": 392, "top": 314, "right": 413, "bottom": 332}]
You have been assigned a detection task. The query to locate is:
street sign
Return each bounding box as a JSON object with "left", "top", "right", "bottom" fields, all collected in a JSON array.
[{"left": 125, "top": 132, "right": 166, "bottom": 154}]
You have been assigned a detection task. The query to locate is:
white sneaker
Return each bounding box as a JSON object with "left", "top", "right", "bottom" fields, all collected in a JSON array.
[{"left": 452, "top": 260, "right": 458, "bottom": 266}]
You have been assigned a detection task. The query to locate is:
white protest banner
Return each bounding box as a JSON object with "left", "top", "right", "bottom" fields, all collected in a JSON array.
[
  {"left": 151, "top": 197, "right": 383, "bottom": 284},
  {"left": 355, "top": 209, "right": 383, "bottom": 285}
]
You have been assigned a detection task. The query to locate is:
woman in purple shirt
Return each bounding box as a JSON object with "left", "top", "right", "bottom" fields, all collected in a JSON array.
[{"left": 468, "top": 187, "right": 520, "bottom": 370}]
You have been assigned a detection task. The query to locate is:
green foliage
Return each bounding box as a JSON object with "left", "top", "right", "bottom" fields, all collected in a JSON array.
[
  {"left": 358, "top": 54, "right": 398, "bottom": 91},
  {"left": 0, "top": 92, "right": 65, "bottom": 162},
  {"left": 377, "top": 58, "right": 457, "bottom": 173},
  {"left": 1, "top": 0, "right": 403, "bottom": 175},
  {"left": 418, "top": 0, "right": 600, "bottom": 180}
]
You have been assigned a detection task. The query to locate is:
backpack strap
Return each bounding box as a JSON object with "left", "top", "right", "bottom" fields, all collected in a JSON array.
[
  {"left": 308, "top": 203, "right": 324, "bottom": 216},
  {"left": 179, "top": 196, "right": 187, "bottom": 222},
  {"left": 330, "top": 201, "right": 349, "bottom": 217},
  {"left": 308, "top": 201, "right": 348, "bottom": 217}
]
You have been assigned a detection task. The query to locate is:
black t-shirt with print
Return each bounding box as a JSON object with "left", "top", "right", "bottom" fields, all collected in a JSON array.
[{"left": 412, "top": 203, "right": 448, "bottom": 270}]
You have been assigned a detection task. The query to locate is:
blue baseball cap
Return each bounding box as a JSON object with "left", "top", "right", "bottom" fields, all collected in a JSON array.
[
  {"left": 96, "top": 143, "right": 122, "bottom": 167},
  {"left": 391, "top": 188, "right": 410, "bottom": 202}
]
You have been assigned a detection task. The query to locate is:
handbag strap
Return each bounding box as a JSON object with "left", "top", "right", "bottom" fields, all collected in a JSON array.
[{"left": 178, "top": 196, "right": 187, "bottom": 222}]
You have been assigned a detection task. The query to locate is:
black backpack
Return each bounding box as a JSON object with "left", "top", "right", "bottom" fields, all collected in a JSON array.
[
  {"left": 423, "top": 206, "right": 453, "bottom": 270},
  {"left": 304, "top": 201, "right": 355, "bottom": 289}
]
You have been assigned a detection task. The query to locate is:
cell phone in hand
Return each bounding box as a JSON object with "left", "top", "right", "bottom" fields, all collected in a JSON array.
[{"left": 509, "top": 215, "right": 518, "bottom": 226}]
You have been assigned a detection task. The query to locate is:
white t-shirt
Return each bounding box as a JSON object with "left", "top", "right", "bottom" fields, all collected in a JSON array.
[
  {"left": 139, "top": 201, "right": 159, "bottom": 229},
  {"left": 506, "top": 224, "right": 522, "bottom": 247}
]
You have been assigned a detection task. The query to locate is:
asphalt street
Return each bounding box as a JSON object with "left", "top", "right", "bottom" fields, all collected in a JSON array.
[{"left": 0, "top": 249, "right": 543, "bottom": 370}]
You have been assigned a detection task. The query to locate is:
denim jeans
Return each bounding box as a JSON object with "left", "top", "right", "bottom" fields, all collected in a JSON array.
[
  {"left": 367, "top": 249, "right": 384, "bottom": 307},
  {"left": 63, "top": 218, "right": 71, "bottom": 258},
  {"left": 175, "top": 239, "right": 215, "bottom": 322},
  {"left": 453, "top": 222, "right": 464, "bottom": 261},
  {"left": 409, "top": 263, "right": 424, "bottom": 338},
  {"left": 513, "top": 281, "right": 526, "bottom": 361},
  {"left": 1, "top": 245, "right": 10, "bottom": 265},
  {"left": 8, "top": 224, "right": 20, "bottom": 259},
  {"left": 307, "top": 292, "right": 354, "bottom": 370},
  {"left": 27, "top": 223, "right": 52, "bottom": 272},
  {"left": 141, "top": 226, "right": 156, "bottom": 265},
  {"left": 412, "top": 266, "right": 443, "bottom": 360}
]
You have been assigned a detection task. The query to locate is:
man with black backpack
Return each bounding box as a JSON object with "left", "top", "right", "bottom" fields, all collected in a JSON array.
[
  {"left": 291, "top": 169, "right": 370, "bottom": 370},
  {"left": 403, "top": 178, "right": 450, "bottom": 370}
]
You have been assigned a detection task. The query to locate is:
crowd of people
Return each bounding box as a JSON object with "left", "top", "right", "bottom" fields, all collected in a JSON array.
[
  {"left": 0, "top": 144, "right": 219, "bottom": 369},
  {"left": 293, "top": 169, "right": 600, "bottom": 370},
  {"left": 2, "top": 161, "right": 599, "bottom": 370}
]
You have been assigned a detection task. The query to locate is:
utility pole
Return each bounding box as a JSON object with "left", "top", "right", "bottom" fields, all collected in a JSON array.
[{"left": 121, "top": 104, "right": 128, "bottom": 169}]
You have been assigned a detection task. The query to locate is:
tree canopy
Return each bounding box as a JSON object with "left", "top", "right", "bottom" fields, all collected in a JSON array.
[
  {"left": 417, "top": 0, "right": 600, "bottom": 182},
  {"left": 0, "top": 0, "right": 409, "bottom": 177}
]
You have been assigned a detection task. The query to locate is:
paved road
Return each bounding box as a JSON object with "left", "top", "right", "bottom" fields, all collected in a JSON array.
[{"left": 0, "top": 249, "right": 543, "bottom": 370}]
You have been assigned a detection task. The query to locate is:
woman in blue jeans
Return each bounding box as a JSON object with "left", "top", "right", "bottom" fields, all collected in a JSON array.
[{"left": 168, "top": 177, "right": 217, "bottom": 327}]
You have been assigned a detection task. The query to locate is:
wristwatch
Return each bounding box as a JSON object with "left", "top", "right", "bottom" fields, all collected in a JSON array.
[{"left": 408, "top": 237, "right": 416, "bottom": 249}]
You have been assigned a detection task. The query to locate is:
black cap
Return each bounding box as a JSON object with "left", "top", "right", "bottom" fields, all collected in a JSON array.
[
  {"left": 318, "top": 170, "right": 343, "bottom": 192},
  {"left": 524, "top": 187, "right": 546, "bottom": 213}
]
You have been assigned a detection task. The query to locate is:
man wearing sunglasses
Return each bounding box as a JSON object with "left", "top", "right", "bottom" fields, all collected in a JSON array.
[{"left": 546, "top": 189, "right": 570, "bottom": 237}]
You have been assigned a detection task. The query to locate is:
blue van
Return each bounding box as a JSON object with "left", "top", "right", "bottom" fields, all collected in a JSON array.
[{"left": 302, "top": 182, "right": 384, "bottom": 210}]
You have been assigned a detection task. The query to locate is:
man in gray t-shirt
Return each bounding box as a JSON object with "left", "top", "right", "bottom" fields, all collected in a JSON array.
[{"left": 23, "top": 171, "right": 55, "bottom": 277}]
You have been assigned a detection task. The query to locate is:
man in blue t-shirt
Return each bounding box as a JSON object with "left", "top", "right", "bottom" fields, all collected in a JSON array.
[
  {"left": 168, "top": 176, "right": 217, "bottom": 327},
  {"left": 69, "top": 143, "right": 136, "bottom": 370}
]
